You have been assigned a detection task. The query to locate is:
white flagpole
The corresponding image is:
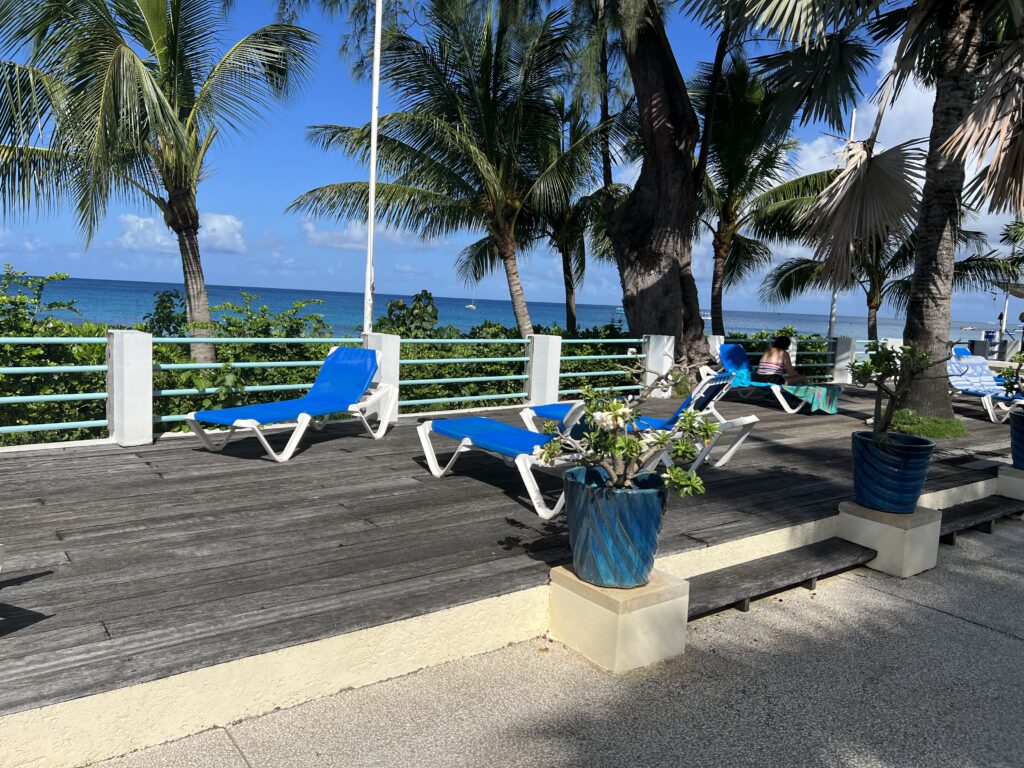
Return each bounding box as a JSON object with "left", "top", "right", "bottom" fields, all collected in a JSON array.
[{"left": 364, "top": 0, "right": 384, "bottom": 333}]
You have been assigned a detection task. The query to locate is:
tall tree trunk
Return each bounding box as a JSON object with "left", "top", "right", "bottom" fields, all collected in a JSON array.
[
  {"left": 561, "top": 247, "right": 578, "bottom": 334},
  {"left": 164, "top": 191, "right": 215, "bottom": 363},
  {"left": 903, "top": 0, "right": 981, "bottom": 417},
  {"left": 710, "top": 223, "right": 730, "bottom": 337},
  {"left": 498, "top": 231, "right": 534, "bottom": 338},
  {"left": 607, "top": 0, "right": 708, "bottom": 369},
  {"left": 867, "top": 301, "right": 879, "bottom": 341}
]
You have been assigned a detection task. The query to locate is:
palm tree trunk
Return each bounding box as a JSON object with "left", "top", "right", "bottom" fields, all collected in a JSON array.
[
  {"left": 607, "top": 0, "right": 708, "bottom": 369},
  {"left": 902, "top": 0, "right": 982, "bottom": 417},
  {"left": 165, "top": 191, "right": 215, "bottom": 363},
  {"left": 561, "top": 248, "right": 578, "bottom": 334},
  {"left": 498, "top": 232, "right": 534, "bottom": 338},
  {"left": 867, "top": 302, "right": 879, "bottom": 341},
  {"left": 710, "top": 227, "right": 730, "bottom": 337}
]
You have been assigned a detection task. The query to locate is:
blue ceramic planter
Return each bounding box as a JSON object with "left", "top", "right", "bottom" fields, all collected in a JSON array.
[
  {"left": 851, "top": 431, "right": 935, "bottom": 514},
  {"left": 564, "top": 466, "right": 667, "bottom": 588},
  {"left": 1010, "top": 411, "right": 1024, "bottom": 470}
]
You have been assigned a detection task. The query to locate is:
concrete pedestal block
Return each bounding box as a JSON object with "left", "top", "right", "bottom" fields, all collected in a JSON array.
[
  {"left": 549, "top": 566, "right": 689, "bottom": 674},
  {"left": 837, "top": 501, "right": 940, "bottom": 578},
  {"left": 997, "top": 465, "right": 1024, "bottom": 501}
]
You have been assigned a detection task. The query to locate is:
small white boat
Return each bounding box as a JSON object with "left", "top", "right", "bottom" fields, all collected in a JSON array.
[
  {"left": 466, "top": 290, "right": 476, "bottom": 310},
  {"left": 465, "top": 303, "right": 476, "bottom": 310}
]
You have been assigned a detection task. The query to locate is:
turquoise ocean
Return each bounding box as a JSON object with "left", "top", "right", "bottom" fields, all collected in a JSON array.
[{"left": 36, "top": 276, "right": 988, "bottom": 341}]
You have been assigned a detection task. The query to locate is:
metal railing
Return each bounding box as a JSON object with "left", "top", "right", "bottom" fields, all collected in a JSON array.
[
  {"left": 0, "top": 337, "right": 109, "bottom": 435},
  {"left": 150, "top": 337, "right": 363, "bottom": 423},
  {"left": 557, "top": 339, "right": 645, "bottom": 397},
  {"left": 397, "top": 338, "right": 530, "bottom": 409}
]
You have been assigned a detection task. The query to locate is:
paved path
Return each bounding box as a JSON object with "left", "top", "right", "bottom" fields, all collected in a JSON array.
[{"left": 94, "top": 518, "right": 1024, "bottom": 768}]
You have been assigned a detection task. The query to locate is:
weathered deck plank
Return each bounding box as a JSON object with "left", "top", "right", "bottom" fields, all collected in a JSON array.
[{"left": 0, "top": 391, "right": 1008, "bottom": 717}]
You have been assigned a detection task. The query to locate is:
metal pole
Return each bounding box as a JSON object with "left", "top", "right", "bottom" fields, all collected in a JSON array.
[
  {"left": 363, "top": 0, "right": 384, "bottom": 333},
  {"left": 829, "top": 108, "right": 857, "bottom": 339}
]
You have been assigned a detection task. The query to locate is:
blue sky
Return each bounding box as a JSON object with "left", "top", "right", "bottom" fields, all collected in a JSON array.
[{"left": 1, "top": 4, "right": 1019, "bottom": 325}]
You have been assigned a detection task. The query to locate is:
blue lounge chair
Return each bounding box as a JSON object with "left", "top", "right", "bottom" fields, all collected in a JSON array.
[
  {"left": 418, "top": 395, "right": 757, "bottom": 519},
  {"left": 185, "top": 346, "right": 398, "bottom": 462},
  {"left": 520, "top": 371, "right": 734, "bottom": 432},
  {"left": 717, "top": 343, "right": 826, "bottom": 414},
  {"left": 417, "top": 404, "right": 587, "bottom": 519},
  {"left": 947, "top": 353, "right": 1022, "bottom": 423}
]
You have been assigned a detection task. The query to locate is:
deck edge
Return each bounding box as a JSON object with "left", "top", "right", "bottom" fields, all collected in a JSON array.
[{"left": 0, "top": 585, "right": 548, "bottom": 768}]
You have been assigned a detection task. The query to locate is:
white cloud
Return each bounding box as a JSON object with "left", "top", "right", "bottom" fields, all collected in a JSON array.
[
  {"left": 117, "top": 214, "right": 175, "bottom": 252},
  {"left": 794, "top": 135, "right": 844, "bottom": 175},
  {"left": 394, "top": 263, "right": 426, "bottom": 275},
  {"left": 200, "top": 213, "right": 247, "bottom": 253},
  {"left": 301, "top": 219, "right": 367, "bottom": 251},
  {"left": 115, "top": 212, "right": 247, "bottom": 254}
]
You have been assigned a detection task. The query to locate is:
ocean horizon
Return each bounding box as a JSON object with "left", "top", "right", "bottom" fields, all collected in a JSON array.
[{"left": 34, "top": 275, "right": 995, "bottom": 341}]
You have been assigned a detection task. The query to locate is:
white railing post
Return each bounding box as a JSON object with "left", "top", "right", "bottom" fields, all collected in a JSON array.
[
  {"left": 106, "top": 329, "right": 153, "bottom": 446},
  {"left": 643, "top": 334, "right": 675, "bottom": 398},
  {"left": 832, "top": 337, "right": 856, "bottom": 383},
  {"left": 705, "top": 334, "right": 724, "bottom": 359},
  {"left": 526, "top": 334, "right": 562, "bottom": 405},
  {"left": 363, "top": 332, "right": 401, "bottom": 422},
  {"left": 787, "top": 336, "right": 798, "bottom": 365}
]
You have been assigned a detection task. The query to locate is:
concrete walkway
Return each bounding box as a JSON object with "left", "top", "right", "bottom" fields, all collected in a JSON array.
[{"left": 94, "top": 519, "right": 1024, "bottom": 768}]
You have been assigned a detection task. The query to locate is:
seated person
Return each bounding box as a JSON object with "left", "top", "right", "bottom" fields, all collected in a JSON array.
[{"left": 753, "top": 336, "right": 807, "bottom": 385}]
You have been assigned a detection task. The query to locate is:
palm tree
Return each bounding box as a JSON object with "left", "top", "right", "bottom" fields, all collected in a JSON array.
[
  {"left": 692, "top": 57, "right": 808, "bottom": 337},
  {"left": 0, "top": 1, "right": 315, "bottom": 362},
  {"left": 746, "top": 0, "right": 1021, "bottom": 416},
  {"left": 289, "top": 0, "right": 599, "bottom": 338},
  {"left": 454, "top": 94, "right": 618, "bottom": 334},
  {"left": 762, "top": 231, "right": 1022, "bottom": 340}
]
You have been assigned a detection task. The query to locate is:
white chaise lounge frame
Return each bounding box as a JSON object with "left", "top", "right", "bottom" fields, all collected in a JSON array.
[{"left": 417, "top": 408, "right": 758, "bottom": 520}]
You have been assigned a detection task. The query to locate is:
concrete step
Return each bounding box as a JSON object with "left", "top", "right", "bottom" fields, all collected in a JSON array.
[
  {"left": 687, "top": 537, "right": 876, "bottom": 618},
  {"left": 939, "top": 495, "right": 1024, "bottom": 545}
]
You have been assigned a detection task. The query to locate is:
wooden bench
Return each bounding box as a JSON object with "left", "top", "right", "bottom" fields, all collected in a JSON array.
[
  {"left": 687, "top": 537, "right": 876, "bottom": 618},
  {"left": 939, "top": 495, "right": 1024, "bottom": 546}
]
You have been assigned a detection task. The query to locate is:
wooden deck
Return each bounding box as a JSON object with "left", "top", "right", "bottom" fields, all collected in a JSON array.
[{"left": 0, "top": 389, "right": 1009, "bottom": 717}]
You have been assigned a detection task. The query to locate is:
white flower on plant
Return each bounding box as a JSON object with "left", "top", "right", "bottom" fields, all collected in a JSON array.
[{"left": 592, "top": 408, "right": 633, "bottom": 431}]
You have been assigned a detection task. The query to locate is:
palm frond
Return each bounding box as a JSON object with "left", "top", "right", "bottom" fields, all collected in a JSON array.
[
  {"left": 723, "top": 234, "right": 772, "bottom": 288},
  {"left": 455, "top": 235, "right": 501, "bottom": 285},
  {"left": 1003, "top": 220, "right": 1024, "bottom": 246},
  {"left": 755, "top": 31, "right": 876, "bottom": 132},
  {"left": 288, "top": 180, "right": 477, "bottom": 240},
  {"left": 189, "top": 23, "right": 318, "bottom": 136},
  {"left": 745, "top": 168, "right": 839, "bottom": 242},
  {"left": 944, "top": 40, "right": 1024, "bottom": 215},
  {"left": 759, "top": 256, "right": 828, "bottom": 305},
  {"left": 798, "top": 138, "right": 926, "bottom": 284}
]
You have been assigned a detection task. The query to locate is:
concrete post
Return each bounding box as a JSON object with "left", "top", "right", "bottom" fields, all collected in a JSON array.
[
  {"left": 526, "top": 334, "right": 562, "bottom": 405},
  {"left": 643, "top": 334, "right": 675, "bottom": 398},
  {"left": 705, "top": 335, "right": 724, "bottom": 359},
  {"left": 106, "top": 330, "right": 153, "bottom": 446},
  {"left": 884, "top": 337, "right": 904, "bottom": 351},
  {"left": 363, "top": 332, "right": 401, "bottom": 422},
  {"left": 832, "top": 337, "right": 856, "bottom": 384}
]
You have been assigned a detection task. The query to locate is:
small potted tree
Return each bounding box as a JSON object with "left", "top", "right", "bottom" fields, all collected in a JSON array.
[
  {"left": 540, "top": 368, "right": 717, "bottom": 588},
  {"left": 999, "top": 352, "right": 1024, "bottom": 469},
  {"left": 849, "top": 342, "right": 935, "bottom": 513}
]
